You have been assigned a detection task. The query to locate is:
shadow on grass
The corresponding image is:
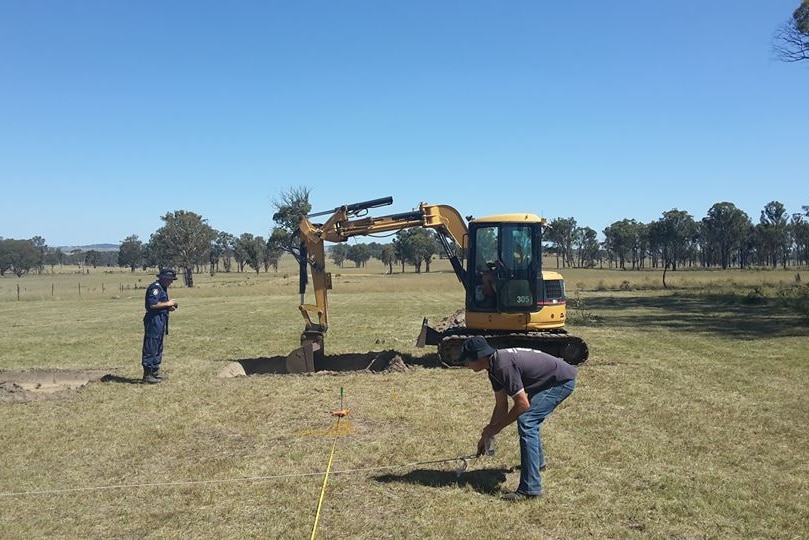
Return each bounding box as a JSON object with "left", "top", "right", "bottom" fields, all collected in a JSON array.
[
  {"left": 374, "top": 467, "right": 509, "bottom": 495},
  {"left": 99, "top": 374, "right": 144, "bottom": 384},
  {"left": 577, "top": 291, "right": 809, "bottom": 339}
]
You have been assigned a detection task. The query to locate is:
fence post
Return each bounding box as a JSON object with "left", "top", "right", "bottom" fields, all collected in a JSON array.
[
  {"left": 52, "top": 283, "right": 54, "bottom": 296},
  {"left": 17, "top": 283, "right": 20, "bottom": 301},
  {"left": 78, "top": 282, "right": 81, "bottom": 297}
]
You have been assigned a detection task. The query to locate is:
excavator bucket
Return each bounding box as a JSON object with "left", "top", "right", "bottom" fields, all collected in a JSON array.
[
  {"left": 416, "top": 318, "right": 442, "bottom": 348},
  {"left": 285, "top": 332, "right": 325, "bottom": 373}
]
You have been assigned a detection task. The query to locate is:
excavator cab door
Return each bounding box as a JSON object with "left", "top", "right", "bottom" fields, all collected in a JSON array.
[{"left": 467, "top": 221, "right": 541, "bottom": 313}]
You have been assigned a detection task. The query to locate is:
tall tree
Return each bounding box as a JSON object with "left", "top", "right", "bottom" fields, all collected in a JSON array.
[
  {"left": 701, "top": 202, "right": 751, "bottom": 269},
  {"left": 0, "top": 239, "right": 40, "bottom": 277},
  {"left": 84, "top": 250, "right": 102, "bottom": 268},
  {"left": 240, "top": 234, "right": 266, "bottom": 274},
  {"left": 346, "top": 243, "right": 372, "bottom": 268},
  {"left": 603, "top": 219, "right": 645, "bottom": 270},
  {"left": 574, "top": 226, "right": 600, "bottom": 268},
  {"left": 271, "top": 186, "right": 312, "bottom": 260},
  {"left": 214, "top": 231, "right": 236, "bottom": 273},
  {"left": 377, "top": 243, "right": 397, "bottom": 274},
  {"left": 30, "top": 236, "right": 47, "bottom": 274},
  {"left": 546, "top": 217, "right": 577, "bottom": 268},
  {"left": 150, "top": 210, "right": 217, "bottom": 287},
  {"left": 648, "top": 210, "right": 698, "bottom": 287},
  {"left": 263, "top": 237, "right": 284, "bottom": 272},
  {"left": 118, "top": 235, "right": 144, "bottom": 272},
  {"left": 234, "top": 233, "right": 255, "bottom": 272},
  {"left": 773, "top": 0, "right": 809, "bottom": 62},
  {"left": 393, "top": 229, "right": 438, "bottom": 272},
  {"left": 329, "top": 244, "right": 349, "bottom": 268},
  {"left": 791, "top": 214, "right": 809, "bottom": 266},
  {"left": 757, "top": 201, "right": 790, "bottom": 268}
]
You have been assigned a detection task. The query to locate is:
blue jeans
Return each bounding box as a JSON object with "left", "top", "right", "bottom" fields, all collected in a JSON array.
[{"left": 516, "top": 379, "right": 575, "bottom": 495}]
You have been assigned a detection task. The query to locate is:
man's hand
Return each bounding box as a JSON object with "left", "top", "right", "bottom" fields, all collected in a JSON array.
[
  {"left": 476, "top": 424, "right": 498, "bottom": 456},
  {"left": 476, "top": 436, "right": 487, "bottom": 457}
]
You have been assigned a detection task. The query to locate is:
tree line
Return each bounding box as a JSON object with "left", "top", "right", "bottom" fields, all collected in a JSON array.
[
  {"left": 547, "top": 201, "right": 809, "bottom": 275},
  {"left": 3, "top": 198, "right": 808, "bottom": 285}
]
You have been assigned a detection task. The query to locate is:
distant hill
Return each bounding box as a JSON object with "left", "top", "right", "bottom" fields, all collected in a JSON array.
[{"left": 57, "top": 243, "right": 119, "bottom": 252}]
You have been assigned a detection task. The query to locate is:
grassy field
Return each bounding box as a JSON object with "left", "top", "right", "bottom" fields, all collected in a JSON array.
[{"left": 1, "top": 260, "right": 808, "bottom": 539}]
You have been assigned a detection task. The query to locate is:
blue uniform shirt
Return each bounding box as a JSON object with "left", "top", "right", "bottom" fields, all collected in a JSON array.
[{"left": 144, "top": 280, "right": 169, "bottom": 315}]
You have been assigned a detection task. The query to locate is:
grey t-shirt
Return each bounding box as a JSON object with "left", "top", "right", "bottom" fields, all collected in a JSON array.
[{"left": 488, "top": 348, "right": 577, "bottom": 398}]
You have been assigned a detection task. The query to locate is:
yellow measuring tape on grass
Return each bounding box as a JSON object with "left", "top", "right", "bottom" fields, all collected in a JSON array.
[{"left": 311, "top": 387, "right": 351, "bottom": 540}]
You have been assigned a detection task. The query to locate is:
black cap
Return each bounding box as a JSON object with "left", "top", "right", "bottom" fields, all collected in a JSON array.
[
  {"left": 156, "top": 268, "right": 178, "bottom": 281},
  {"left": 459, "top": 336, "right": 496, "bottom": 362}
]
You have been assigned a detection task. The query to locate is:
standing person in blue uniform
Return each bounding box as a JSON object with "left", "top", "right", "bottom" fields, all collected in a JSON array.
[
  {"left": 142, "top": 268, "right": 179, "bottom": 384},
  {"left": 460, "top": 336, "right": 577, "bottom": 501}
]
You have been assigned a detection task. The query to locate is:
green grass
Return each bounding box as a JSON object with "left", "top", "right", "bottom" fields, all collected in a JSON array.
[{"left": 1, "top": 262, "right": 808, "bottom": 538}]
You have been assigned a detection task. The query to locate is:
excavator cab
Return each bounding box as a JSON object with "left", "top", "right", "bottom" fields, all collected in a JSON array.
[{"left": 467, "top": 218, "right": 542, "bottom": 314}]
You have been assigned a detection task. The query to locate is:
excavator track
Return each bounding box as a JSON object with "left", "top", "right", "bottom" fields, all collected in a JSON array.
[{"left": 437, "top": 330, "right": 588, "bottom": 367}]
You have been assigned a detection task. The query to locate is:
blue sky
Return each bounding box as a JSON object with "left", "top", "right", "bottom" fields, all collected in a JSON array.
[{"left": 1, "top": 1, "right": 806, "bottom": 247}]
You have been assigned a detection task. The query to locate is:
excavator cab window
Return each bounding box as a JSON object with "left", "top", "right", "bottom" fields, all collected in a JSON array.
[{"left": 468, "top": 222, "right": 539, "bottom": 313}]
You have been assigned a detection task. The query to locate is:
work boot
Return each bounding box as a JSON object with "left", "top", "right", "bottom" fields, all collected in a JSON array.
[
  {"left": 152, "top": 369, "right": 164, "bottom": 381},
  {"left": 142, "top": 368, "right": 161, "bottom": 384},
  {"left": 500, "top": 490, "right": 541, "bottom": 502}
]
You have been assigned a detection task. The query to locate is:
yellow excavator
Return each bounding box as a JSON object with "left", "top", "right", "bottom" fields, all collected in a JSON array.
[{"left": 285, "top": 196, "right": 588, "bottom": 373}]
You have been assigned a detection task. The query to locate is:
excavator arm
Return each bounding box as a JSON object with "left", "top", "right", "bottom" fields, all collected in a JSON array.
[{"left": 286, "top": 196, "right": 468, "bottom": 373}]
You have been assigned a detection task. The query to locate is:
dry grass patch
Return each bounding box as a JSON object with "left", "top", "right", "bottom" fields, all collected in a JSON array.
[{"left": 1, "top": 266, "right": 808, "bottom": 538}]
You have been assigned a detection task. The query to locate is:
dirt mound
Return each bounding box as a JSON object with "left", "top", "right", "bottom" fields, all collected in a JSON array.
[
  {"left": 0, "top": 369, "right": 108, "bottom": 403},
  {"left": 432, "top": 308, "right": 466, "bottom": 332}
]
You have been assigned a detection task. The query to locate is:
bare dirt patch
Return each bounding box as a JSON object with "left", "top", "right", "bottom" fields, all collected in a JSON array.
[{"left": 0, "top": 369, "right": 109, "bottom": 403}]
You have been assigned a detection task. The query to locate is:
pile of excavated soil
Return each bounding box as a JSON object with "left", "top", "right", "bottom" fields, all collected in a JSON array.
[
  {"left": 0, "top": 369, "right": 108, "bottom": 403},
  {"left": 432, "top": 308, "right": 466, "bottom": 332}
]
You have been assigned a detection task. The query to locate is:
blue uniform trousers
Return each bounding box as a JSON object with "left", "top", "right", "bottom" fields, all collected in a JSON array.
[{"left": 142, "top": 314, "right": 167, "bottom": 371}]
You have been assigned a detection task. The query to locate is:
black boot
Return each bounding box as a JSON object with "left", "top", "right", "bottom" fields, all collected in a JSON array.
[{"left": 142, "top": 368, "right": 160, "bottom": 384}]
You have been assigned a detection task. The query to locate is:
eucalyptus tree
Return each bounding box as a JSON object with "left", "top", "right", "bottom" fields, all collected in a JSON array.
[
  {"left": 242, "top": 234, "right": 266, "bottom": 274},
  {"left": 150, "top": 210, "right": 217, "bottom": 287},
  {"left": 546, "top": 217, "right": 577, "bottom": 268},
  {"left": 234, "top": 233, "right": 264, "bottom": 273},
  {"left": 574, "top": 226, "right": 600, "bottom": 268},
  {"left": 0, "top": 238, "right": 39, "bottom": 277},
  {"left": 602, "top": 219, "right": 646, "bottom": 270},
  {"left": 701, "top": 202, "right": 752, "bottom": 269},
  {"left": 773, "top": 0, "right": 809, "bottom": 63},
  {"left": 790, "top": 214, "right": 809, "bottom": 266},
  {"left": 118, "top": 235, "right": 144, "bottom": 272},
  {"left": 270, "top": 186, "right": 312, "bottom": 260},
  {"left": 346, "top": 243, "right": 372, "bottom": 268},
  {"left": 30, "top": 236, "right": 47, "bottom": 274},
  {"left": 377, "top": 243, "right": 397, "bottom": 274},
  {"left": 263, "top": 237, "right": 284, "bottom": 272},
  {"left": 757, "top": 201, "right": 790, "bottom": 268},
  {"left": 394, "top": 228, "right": 439, "bottom": 272},
  {"left": 212, "top": 232, "right": 236, "bottom": 273},
  {"left": 648, "top": 210, "right": 698, "bottom": 287},
  {"left": 329, "top": 244, "right": 348, "bottom": 268}
]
